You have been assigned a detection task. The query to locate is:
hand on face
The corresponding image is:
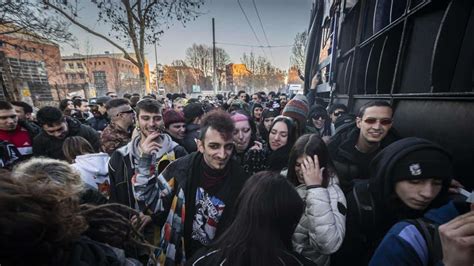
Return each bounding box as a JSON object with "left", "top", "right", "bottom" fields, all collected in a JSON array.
[
  {"left": 301, "top": 155, "right": 325, "bottom": 186},
  {"left": 139, "top": 131, "right": 162, "bottom": 155},
  {"left": 249, "top": 140, "right": 263, "bottom": 151}
]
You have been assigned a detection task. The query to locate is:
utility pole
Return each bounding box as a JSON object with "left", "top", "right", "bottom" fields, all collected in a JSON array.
[
  {"left": 154, "top": 42, "right": 159, "bottom": 94},
  {"left": 212, "top": 18, "right": 217, "bottom": 94}
]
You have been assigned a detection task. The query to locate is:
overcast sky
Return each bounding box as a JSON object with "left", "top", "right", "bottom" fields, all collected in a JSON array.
[{"left": 61, "top": 0, "right": 313, "bottom": 70}]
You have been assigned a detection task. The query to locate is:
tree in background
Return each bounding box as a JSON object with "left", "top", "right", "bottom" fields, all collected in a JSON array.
[
  {"left": 290, "top": 31, "right": 307, "bottom": 72},
  {"left": 185, "top": 43, "right": 230, "bottom": 77},
  {"left": 0, "top": 1, "right": 75, "bottom": 44},
  {"left": 42, "top": 0, "right": 205, "bottom": 94},
  {"left": 240, "top": 52, "right": 285, "bottom": 92}
]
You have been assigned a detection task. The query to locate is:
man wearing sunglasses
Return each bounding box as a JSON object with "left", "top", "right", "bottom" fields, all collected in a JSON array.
[
  {"left": 100, "top": 98, "right": 135, "bottom": 155},
  {"left": 328, "top": 101, "right": 399, "bottom": 193},
  {"left": 328, "top": 103, "right": 348, "bottom": 135}
]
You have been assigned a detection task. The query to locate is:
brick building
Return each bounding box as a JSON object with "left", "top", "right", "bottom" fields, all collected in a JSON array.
[
  {"left": 62, "top": 52, "right": 151, "bottom": 97},
  {"left": 225, "top": 63, "right": 251, "bottom": 92},
  {"left": 0, "top": 26, "right": 65, "bottom": 105}
]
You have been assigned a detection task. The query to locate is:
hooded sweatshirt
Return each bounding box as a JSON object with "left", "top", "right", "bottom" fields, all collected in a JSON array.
[
  {"left": 332, "top": 137, "right": 453, "bottom": 266},
  {"left": 73, "top": 152, "right": 110, "bottom": 197},
  {"left": 108, "top": 133, "right": 188, "bottom": 208}
]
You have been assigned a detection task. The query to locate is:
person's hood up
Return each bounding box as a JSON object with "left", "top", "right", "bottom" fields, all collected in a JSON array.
[
  {"left": 73, "top": 153, "right": 110, "bottom": 176},
  {"left": 369, "top": 137, "right": 453, "bottom": 210}
]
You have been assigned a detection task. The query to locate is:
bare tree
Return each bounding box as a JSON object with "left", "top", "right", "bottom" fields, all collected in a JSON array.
[
  {"left": 185, "top": 43, "right": 212, "bottom": 77},
  {"left": 185, "top": 43, "right": 230, "bottom": 78},
  {"left": 240, "top": 52, "right": 285, "bottom": 91},
  {"left": 0, "top": 1, "right": 75, "bottom": 44},
  {"left": 290, "top": 31, "right": 307, "bottom": 72},
  {"left": 42, "top": 0, "right": 205, "bottom": 94}
]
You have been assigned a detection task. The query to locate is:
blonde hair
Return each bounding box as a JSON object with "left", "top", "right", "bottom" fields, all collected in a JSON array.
[{"left": 13, "top": 157, "right": 84, "bottom": 196}]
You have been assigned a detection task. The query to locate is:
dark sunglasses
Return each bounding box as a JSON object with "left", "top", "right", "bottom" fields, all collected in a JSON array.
[
  {"left": 118, "top": 109, "right": 135, "bottom": 115},
  {"left": 333, "top": 111, "right": 345, "bottom": 117},
  {"left": 312, "top": 115, "right": 327, "bottom": 120},
  {"left": 364, "top": 118, "right": 393, "bottom": 125}
]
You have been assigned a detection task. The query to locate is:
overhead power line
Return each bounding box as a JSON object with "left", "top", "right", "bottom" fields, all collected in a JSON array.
[
  {"left": 252, "top": 0, "right": 275, "bottom": 63},
  {"left": 216, "top": 42, "right": 292, "bottom": 48},
  {"left": 236, "top": 0, "right": 267, "bottom": 58}
]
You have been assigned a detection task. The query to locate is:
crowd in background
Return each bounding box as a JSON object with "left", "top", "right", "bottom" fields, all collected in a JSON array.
[{"left": 1, "top": 88, "right": 473, "bottom": 266}]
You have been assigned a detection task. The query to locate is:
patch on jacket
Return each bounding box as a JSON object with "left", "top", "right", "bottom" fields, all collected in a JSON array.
[{"left": 337, "top": 202, "right": 347, "bottom": 216}]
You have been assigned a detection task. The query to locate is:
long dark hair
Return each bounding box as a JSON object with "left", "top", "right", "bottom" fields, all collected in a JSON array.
[
  {"left": 211, "top": 171, "right": 304, "bottom": 266},
  {"left": 269, "top": 115, "right": 298, "bottom": 151},
  {"left": 287, "top": 134, "right": 336, "bottom": 187}
]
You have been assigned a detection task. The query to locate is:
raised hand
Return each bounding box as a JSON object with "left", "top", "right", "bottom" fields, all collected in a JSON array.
[
  {"left": 139, "top": 131, "right": 162, "bottom": 156},
  {"left": 301, "top": 155, "right": 325, "bottom": 186}
]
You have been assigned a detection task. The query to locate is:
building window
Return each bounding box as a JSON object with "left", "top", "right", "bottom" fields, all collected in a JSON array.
[
  {"left": 68, "top": 63, "right": 74, "bottom": 69},
  {"left": 77, "top": 63, "right": 83, "bottom": 69},
  {"left": 79, "top": 73, "right": 85, "bottom": 79}
]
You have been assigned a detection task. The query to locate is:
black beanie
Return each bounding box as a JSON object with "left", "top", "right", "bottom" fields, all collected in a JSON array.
[
  {"left": 262, "top": 108, "right": 280, "bottom": 119},
  {"left": 392, "top": 148, "right": 453, "bottom": 182}
]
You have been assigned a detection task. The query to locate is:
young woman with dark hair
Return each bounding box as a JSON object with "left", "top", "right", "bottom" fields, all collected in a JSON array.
[
  {"left": 287, "top": 134, "right": 346, "bottom": 265},
  {"left": 189, "top": 171, "right": 316, "bottom": 266},
  {"left": 306, "top": 105, "right": 332, "bottom": 141},
  {"left": 264, "top": 115, "right": 298, "bottom": 172}
]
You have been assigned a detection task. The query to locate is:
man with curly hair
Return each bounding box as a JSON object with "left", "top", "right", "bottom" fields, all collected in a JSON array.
[{"left": 133, "top": 109, "right": 249, "bottom": 264}]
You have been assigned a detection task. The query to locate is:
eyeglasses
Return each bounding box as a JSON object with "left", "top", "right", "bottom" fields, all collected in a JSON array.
[
  {"left": 312, "top": 115, "right": 327, "bottom": 120},
  {"left": 333, "top": 111, "right": 345, "bottom": 117},
  {"left": 118, "top": 109, "right": 135, "bottom": 116},
  {"left": 363, "top": 118, "right": 393, "bottom": 125}
]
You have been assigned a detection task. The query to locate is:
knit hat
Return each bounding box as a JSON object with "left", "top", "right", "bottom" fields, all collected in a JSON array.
[
  {"left": 392, "top": 148, "right": 453, "bottom": 182},
  {"left": 262, "top": 108, "right": 280, "bottom": 119},
  {"left": 282, "top": 95, "right": 309, "bottom": 126},
  {"left": 183, "top": 103, "right": 204, "bottom": 124},
  {"left": 163, "top": 109, "right": 185, "bottom": 128},
  {"left": 96, "top": 96, "right": 112, "bottom": 105}
]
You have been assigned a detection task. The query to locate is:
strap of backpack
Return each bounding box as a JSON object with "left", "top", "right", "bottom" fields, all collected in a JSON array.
[
  {"left": 352, "top": 182, "right": 376, "bottom": 240},
  {"left": 409, "top": 218, "right": 443, "bottom": 266}
]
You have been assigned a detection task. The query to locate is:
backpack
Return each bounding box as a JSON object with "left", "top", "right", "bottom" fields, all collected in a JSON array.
[
  {"left": 406, "top": 218, "right": 442, "bottom": 266},
  {"left": 352, "top": 182, "right": 442, "bottom": 266},
  {"left": 0, "top": 140, "right": 22, "bottom": 169}
]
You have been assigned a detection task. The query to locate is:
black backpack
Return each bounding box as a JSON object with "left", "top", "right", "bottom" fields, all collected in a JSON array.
[{"left": 352, "top": 182, "right": 442, "bottom": 266}]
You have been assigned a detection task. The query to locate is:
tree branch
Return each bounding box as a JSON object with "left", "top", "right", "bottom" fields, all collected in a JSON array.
[{"left": 43, "top": 0, "right": 138, "bottom": 65}]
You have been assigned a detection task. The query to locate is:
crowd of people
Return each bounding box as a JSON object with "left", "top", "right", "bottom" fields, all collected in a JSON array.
[{"left": 0, "top": 88, "right": 473, "bottom": 266}]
